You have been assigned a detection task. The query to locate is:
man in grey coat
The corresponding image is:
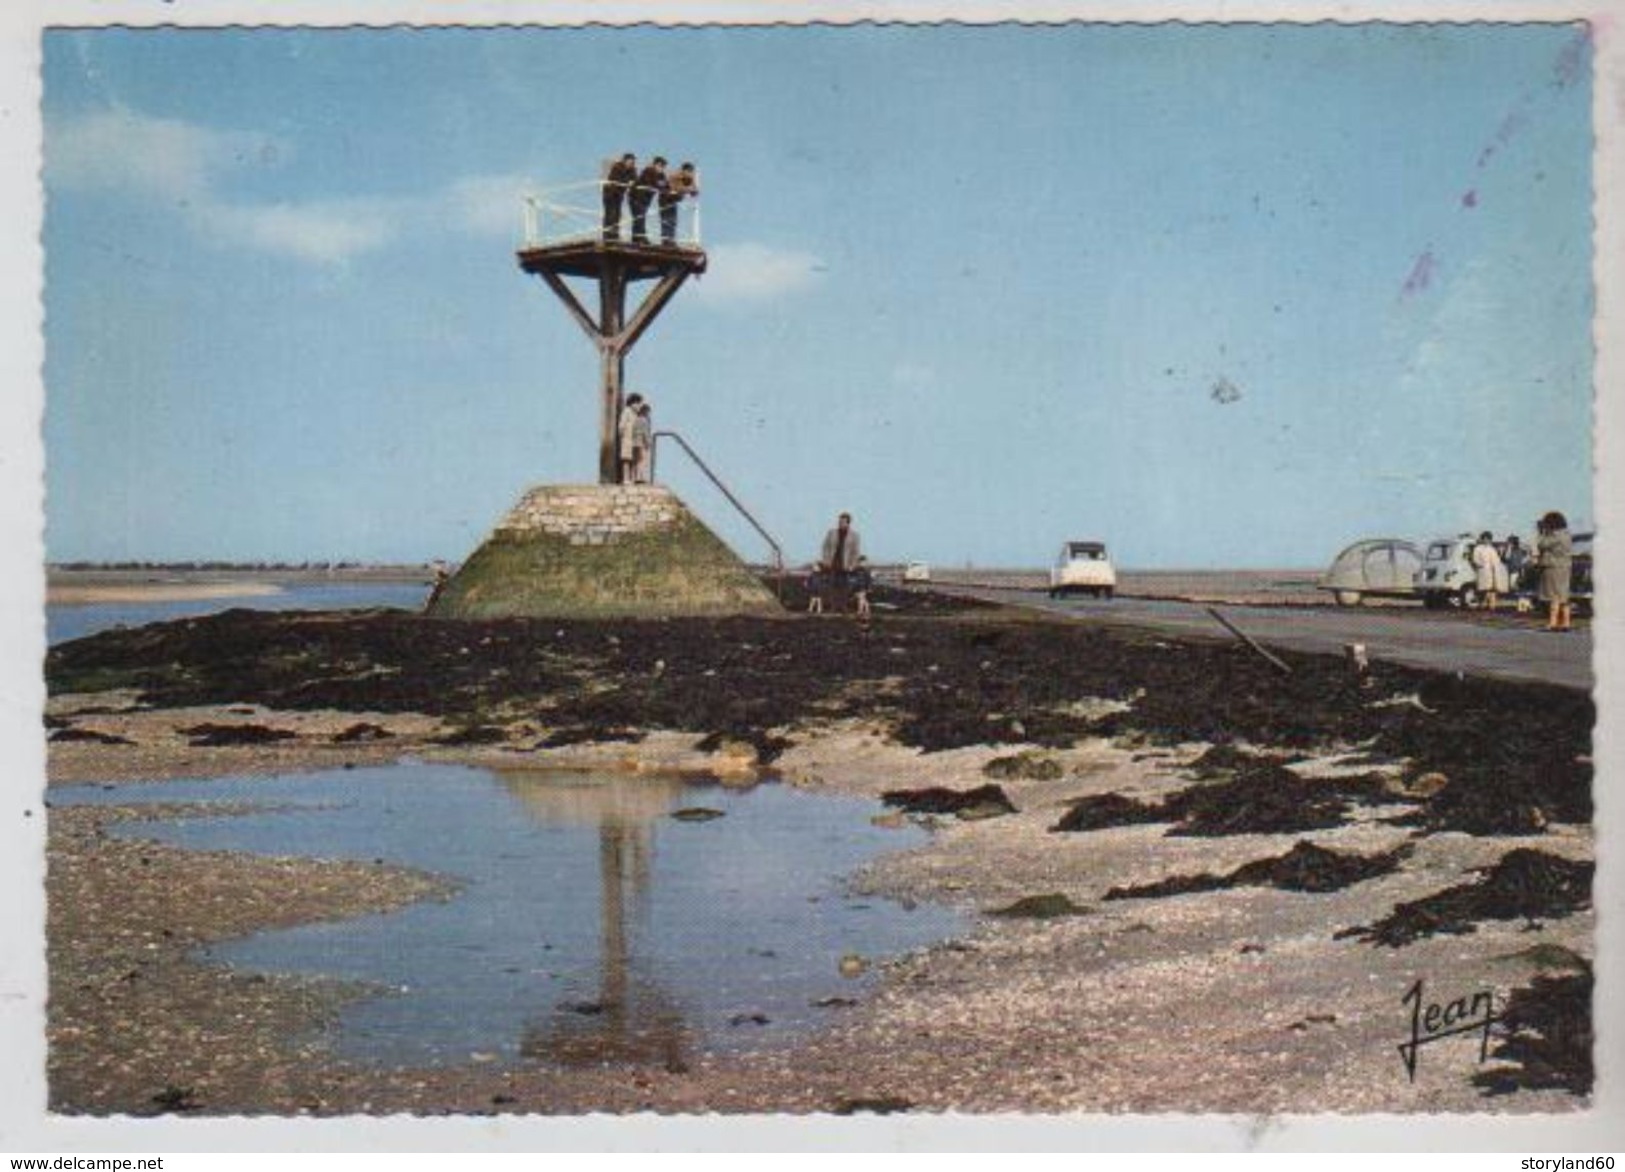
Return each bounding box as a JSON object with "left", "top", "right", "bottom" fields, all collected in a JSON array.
[{"left": 818, "top": 512, "right": 863, "bottom": 612}]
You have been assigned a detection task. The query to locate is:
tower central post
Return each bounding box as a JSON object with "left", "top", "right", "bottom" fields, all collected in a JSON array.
[{"left": 598, "top": 261, "right": 628, "bottom": 484}]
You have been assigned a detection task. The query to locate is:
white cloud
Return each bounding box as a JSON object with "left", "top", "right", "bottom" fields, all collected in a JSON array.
[
  {"left": 48, "top": 108, "right": 278, "bottom": 200},
  {"left": 51, "top": 112, "right": 579, "bottom": 266},
  {"left": 199, "top": 199, "right": 399, "bottom": 265},
  {"left": 49, "top": 107, "right": 394, "bottom": 266},
  {"left": 691, "top": 243, "right": 825, "bottom": 305},
  {"left": 443, "top": 174, "right": 532, "bottom": 238}
]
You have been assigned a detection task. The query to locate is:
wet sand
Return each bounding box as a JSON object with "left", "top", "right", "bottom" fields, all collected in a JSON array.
[
  {"left": 48, "top": 582, "right": 286, "bottom": 605},
  {"left": 43, "top": 591, "right": 1594, "bottom": 1116},
  {"left": 46, "top": 565, "right": 433, "bottom": 606}
]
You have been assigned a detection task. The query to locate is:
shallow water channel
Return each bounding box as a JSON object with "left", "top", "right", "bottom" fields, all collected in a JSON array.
[
  {"left": 55, "top": 763, "right": 963, "bottom": 1069},
  {"left": 47, "top": 581, "right": 430, "bottom": 645}
]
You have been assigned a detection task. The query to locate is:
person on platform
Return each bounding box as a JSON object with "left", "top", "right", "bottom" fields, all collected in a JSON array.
[
  {"left": 629, "top": 157, "right": 668, "bottom": 245},
  {"left": 1470, "top": 531, "right": 1506, "bottom": 611},
  {"left": 661, "top": 162, "right": 700, "bottom": 246},
  {"left": 632, "top": 401, "right": 654, "bottom": 484},
  {"left": 602, "top": 153, "right": 637, "bottom": 241},
  {"left": 617, "top": 393, "right": 644, "bottom": 484},
  {"left": 818, "top": 512, "right": 863, "bottom": 613},
  {"left": 1534, "top": 511, "right": 1574, "bottom": 632}
]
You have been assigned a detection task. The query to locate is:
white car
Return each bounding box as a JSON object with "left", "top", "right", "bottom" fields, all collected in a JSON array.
[
  {"left": 1414, "top": 534, "right": 1505, "bottom": 609},
  {"left": 902, "top": 561, "right": 932, "bottom": 583},
  {"left": 1049, "top": 541, "right": 1117, "bottom": 599}
]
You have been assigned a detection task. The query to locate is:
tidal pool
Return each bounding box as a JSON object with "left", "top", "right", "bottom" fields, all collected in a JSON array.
[{"left": 53, "top": 763, "right": 962, "bottom": 1069}]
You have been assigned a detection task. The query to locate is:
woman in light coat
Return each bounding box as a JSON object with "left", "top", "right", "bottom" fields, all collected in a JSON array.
[
  {"left": 1534, "top": 511, "right": 1574, "bottom": 632},
  {"left": 1470, "top": 531, "right": 1505, "bottom": 610},
  {"left": 631, "top": 402, "right": 654, "bottom": 484}
]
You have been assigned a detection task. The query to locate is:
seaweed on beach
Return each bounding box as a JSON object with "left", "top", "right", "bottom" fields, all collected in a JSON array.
[
  {"left": 539, "top": 725, "right": 646, "bottom": 748},
  {"left": 331, "top": 722, "right": 394, "bottom": 743},
  {"left": 179, "top": 723, "right": 297, "bottom": 747},
  {"left": 46, "top": 600, "right": 1593, "bottom": 840},
  {"left": 1051, "top": 793, "right": 1167, "bottom": 832},
  {"left": 986, "top": 893, "right": 1090, "bottom": 919},
  {"left": 1335, "top": 849, "right": 1593, "bottom": 948},
  {"left": 692, "top": 729, "right": 795, "bottom": 764},
  {"left": 49, "top": 727, "right": 134, "bottom": 746},
  {"left": 1474, "top": 967, "right": 1594, "bottom": 1097},
  {"left": 1053, "top": 766, "right": 1385, "bottom": 838},
  {"left": 431, "top": 724, "right": 508, "bottom": 746},
  {"left": 1160, "top": 764, "right": 1354, "bottom": 837},
  {"left": 1105, "top": 840, "right": 1412, "bottom": 900},
  {"left": 881, "top": 784, "right": 1016, "bottom": 817},
  {"left": 1185, "top": 742, "right": 1299, "bottom": 777}
]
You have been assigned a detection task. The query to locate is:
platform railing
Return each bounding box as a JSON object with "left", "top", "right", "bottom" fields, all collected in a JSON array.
[
  {"left": 522, "top": 178, "right": 702, "bottom": 250},
  {"left": 650, "top": 429, "right": 784, "bottom": 599}
]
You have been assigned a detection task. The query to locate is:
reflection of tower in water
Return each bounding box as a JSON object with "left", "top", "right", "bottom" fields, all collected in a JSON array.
[{"left": 500, "top": 771, "right": 694, "bottom": 1068}]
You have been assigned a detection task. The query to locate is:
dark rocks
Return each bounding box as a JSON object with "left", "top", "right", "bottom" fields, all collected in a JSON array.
[{"left": 1336, "top": 849, "right": 1593, "bottom": 947}]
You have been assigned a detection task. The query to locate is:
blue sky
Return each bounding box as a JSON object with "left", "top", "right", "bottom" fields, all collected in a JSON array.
[{"left": 42, "top": 23, "right": 1594, "bottom": 568}]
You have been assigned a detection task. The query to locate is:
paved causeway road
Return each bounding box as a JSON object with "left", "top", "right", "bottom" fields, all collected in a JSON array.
[{"left": 938, "top": 587, "right": 1594, "bottom": 691}]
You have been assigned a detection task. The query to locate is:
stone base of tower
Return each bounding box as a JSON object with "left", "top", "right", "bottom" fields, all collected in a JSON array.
[{"left": 428, "top": 484, "right": 783, "bottom": 620}]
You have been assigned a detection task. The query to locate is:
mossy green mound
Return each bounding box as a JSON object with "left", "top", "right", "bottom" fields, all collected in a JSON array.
[{"left": 429, "top": 485, "right": 783, "bottom": 620}]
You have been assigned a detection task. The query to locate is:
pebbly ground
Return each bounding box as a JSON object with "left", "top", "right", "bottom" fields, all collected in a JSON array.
[{"left": 41, "top": 589, "right": 1595, "bottom": 1116}]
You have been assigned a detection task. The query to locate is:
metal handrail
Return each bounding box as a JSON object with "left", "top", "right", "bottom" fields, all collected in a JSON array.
[
  {"left": 522, "top": 176, "right": 702, "bottom": 249},
  {"left": 650, "top": 430, "right": 785, "bottom": 593}
]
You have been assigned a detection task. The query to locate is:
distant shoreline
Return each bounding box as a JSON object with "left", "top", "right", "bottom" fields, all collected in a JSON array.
[
  {"left": 45, "top": 564, "right": 1322, "bottom": 608},
  {"left": 48, "top": 581, "right": 286, "bottom": 606},
  {"left": 46, "top": 565, "right": 434, "bottom": 606}
]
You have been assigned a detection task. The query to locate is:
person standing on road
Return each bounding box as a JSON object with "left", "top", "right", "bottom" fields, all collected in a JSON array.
[
  {"left": 1502, "top": 534, "right": 1529, "bottom": 596},
  {"left": 1534, "top": 512, "right": 1574, "bottom": 632},
  {"left": 1470, "top": 531, "right": 1506, "bottom": 611},
  {"left": 602, "top": 153, "right": 637, "bottom": 241}
]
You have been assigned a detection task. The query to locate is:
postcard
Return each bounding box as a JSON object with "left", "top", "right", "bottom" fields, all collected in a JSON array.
[{"left": 4, "top": 0, "right": 1620, "bottom": 1154}]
